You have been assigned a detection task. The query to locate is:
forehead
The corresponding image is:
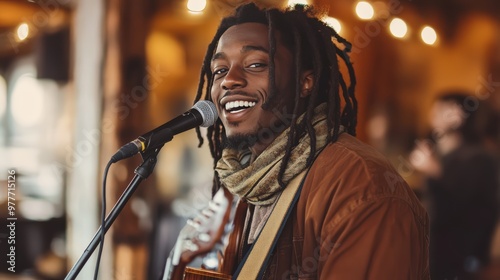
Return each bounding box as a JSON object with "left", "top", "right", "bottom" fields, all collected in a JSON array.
[{"left": 215, "top": 22, "right": 270, "bottom": 52}]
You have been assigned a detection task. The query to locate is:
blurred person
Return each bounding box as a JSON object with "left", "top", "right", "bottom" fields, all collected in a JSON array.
[
  {"left": 162, "top": 3, "right": 430, "bottom": 279},
  {"left": 410, "top": 92, "right": 500, "bottom": 279}
]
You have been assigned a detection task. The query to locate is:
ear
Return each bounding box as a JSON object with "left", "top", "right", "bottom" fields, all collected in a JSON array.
[{"left": 300, "top": 70, "right": 314, "bottom": 98}]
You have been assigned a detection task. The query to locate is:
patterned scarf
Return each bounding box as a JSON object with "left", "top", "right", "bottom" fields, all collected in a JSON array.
[{"left": 215, "top": 103, "right": 330, "bottom": 205}]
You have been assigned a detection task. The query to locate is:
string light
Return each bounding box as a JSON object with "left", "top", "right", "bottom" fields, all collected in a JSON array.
[
  {"left": 389, "top": 18, "right": 408, "bottom": 39},
  {"left": 187, "top": 0, "right": 206, "bottom": 13},
  {"left": 288, "top": 0, "right": 309, "bottom": 6},
  {"left": 355, "top": 1, "right": 374, "bottom": 20},
  {"left": 323, "top": 16, "right": 342, "bottom": 34},
  {"left": 421, "top": 26, "right": 437, "bottom": 45}
]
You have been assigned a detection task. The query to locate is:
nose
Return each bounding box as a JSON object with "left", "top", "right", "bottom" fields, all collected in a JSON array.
[{"left": 221, "top": 66, "right": 247, "bottom": 90}]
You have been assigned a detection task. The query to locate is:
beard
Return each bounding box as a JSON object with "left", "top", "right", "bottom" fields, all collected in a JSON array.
[
  {"left": 223, "top": 126, "right": 285, "bottom": 151},
  {"left": 222, "top": 116, "right": 291, "bottom": 151},
  {"left": 223, "top": 133, "right": 259, "bottom": 150}
]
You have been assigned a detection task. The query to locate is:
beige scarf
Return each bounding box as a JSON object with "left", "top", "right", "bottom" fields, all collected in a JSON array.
[{"left": 215, "top": 103, "right": 331, "bottom": 206}]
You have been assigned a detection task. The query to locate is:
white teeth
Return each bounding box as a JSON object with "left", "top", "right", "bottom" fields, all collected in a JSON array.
[{"left": 224, "top": 100, "right": 256, "bottom": 111}]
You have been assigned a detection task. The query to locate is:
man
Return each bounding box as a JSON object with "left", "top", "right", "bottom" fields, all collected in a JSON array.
[
  {"left": 410, "top": 93, "right": 499, "bottom": 279},
  {"left": 193, "top": 3, "right": 429, "bottom": 279}
]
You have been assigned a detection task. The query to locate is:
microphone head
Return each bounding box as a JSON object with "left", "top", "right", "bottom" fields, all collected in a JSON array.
[{"left": 193, "top": 100, "right": 218, "bottom": 127}]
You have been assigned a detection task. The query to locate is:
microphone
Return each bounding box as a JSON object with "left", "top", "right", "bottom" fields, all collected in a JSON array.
[{"left": 110, "top": 100, "right": 218, "bottom": 163}]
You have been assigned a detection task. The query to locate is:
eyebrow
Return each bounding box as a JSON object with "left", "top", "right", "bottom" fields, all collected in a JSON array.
[{"left": 212, "top": 45, "right": 269, "bottom": 62}]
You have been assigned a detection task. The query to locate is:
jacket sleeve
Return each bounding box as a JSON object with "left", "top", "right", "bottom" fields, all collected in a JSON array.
[{"left": 318, "top": 197, "right": 430, "bottom": 280}]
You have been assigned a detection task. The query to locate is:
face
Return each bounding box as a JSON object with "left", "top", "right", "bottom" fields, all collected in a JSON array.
[
  {"left": 430, "top": 100, "right": 466, "bottom": 134},
  {"left": 210, "top": 22, "right": 295, "bottom": 154}
]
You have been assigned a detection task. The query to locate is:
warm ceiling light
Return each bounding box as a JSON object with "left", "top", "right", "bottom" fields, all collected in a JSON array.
[
  {"left": 355, "top": 1, "right": 374, "bottom": 20},
  {"left": 187, "top": 0, "right": 206, "bottom": 13},
  {"left": 389, "top": 18, "right": 408, "bottom": 39},
  {"left": 421, "top": 26, "right": 437, "bottom": 45},
  {"left": 17, "top": 23, "right": 29, "bottom": 41},
  {"left": 323, "top": 16, "right": 342, "bottom": 34},
  {"left": 288, "top": 0, "right": 309, "bottom": 6}
]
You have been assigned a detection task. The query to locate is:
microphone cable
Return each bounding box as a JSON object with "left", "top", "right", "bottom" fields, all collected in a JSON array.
[{"left": 93, "top": 160, "right": 112, "bottom": 279}]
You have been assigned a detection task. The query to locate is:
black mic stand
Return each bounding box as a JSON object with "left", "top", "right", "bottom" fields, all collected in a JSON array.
[{"left": 65, "top": 147, "right": 162, "bottom": 280}]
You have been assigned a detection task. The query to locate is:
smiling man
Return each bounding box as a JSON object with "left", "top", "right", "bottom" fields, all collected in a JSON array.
[
  {"left": 211, "top": 22, "right": 298, "bottom": 158},
  {"left": 192, "top": 3, "right": 430, "bottom": 279}
]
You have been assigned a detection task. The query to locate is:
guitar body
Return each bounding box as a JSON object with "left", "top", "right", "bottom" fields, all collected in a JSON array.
[
  {"left": 163, "top": 188, "right": 248, "bottom": 280},
  {"left": 183, "top": 267, "right": 231, "bottom": 280}
]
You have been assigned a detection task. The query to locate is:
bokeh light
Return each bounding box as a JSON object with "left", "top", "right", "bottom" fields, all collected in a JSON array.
[
  {"left": 11, "top": 75, "right": 45, "bottom": 127},
  {"left": 421, "top": 26, "right": 437, "bottom": 45},
  {"left": 323, "top": 16, "right": 342, "bottom": 34},
  {"left": 355, "top": 1, "right": 374, "bottom": 20},
  {"left": 187, "top": 0, "right": 206, "bottom": 13},
  {"left": 389, "top": 18, "right": 408, "bottom": 38},
  {"left": 17, "top": 23, "right": 29, "bottom": 41},
  {"left": 288, "top": 0, "right": 309, "bottom": 6}
]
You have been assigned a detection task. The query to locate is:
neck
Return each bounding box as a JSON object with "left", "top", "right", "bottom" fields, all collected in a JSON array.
[
  {"left": 248, "top": 145, "right": 265, "bottom": 163},
  {"left": 248, "top": 122, "right": 292, "bottom": 162}
]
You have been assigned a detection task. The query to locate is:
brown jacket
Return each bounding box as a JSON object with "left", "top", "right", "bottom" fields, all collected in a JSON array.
[{"left": 260, "top": 134, "right": 430, "bottom": 279}]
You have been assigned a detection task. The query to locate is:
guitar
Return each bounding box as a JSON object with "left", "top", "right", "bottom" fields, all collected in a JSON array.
[{"left": 162, "top": 187, "right": 247, "bottom": 280}]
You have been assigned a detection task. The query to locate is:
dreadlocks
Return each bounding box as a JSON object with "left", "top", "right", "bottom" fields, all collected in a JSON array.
[{"left": 194, "top": 3, "right": 357, "bottom": 194}]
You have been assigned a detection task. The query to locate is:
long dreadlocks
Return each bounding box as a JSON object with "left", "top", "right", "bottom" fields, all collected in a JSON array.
[{"left": 194, "top": 3, "right": 357, "bottom": 194}]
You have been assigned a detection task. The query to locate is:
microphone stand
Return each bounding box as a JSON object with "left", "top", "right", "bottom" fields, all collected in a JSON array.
[{"left": 65, "top": 147, "right": 162, "bottom": 280}]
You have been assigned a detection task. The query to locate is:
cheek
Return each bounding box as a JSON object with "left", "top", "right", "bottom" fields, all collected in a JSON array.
[{"left": 210, "top": 83, "right": 219, "bottom": 101}]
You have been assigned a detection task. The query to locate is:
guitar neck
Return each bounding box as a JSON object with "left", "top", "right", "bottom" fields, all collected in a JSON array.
[
  {"left": 162, "top": 188, "right": 245, "bottom": 280},
  {"left": 218, "top": 200, "right": 248, "bottom": 276}
]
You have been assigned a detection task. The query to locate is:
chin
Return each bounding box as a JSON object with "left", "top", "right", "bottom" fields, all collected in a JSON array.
[{"left": 224, "top": 132, "right": 258, "bottom": 150}]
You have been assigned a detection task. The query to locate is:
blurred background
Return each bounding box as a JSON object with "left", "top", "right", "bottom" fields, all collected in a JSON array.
[{"left": 0, "top": 0, "right": 499, "bottom": 279}]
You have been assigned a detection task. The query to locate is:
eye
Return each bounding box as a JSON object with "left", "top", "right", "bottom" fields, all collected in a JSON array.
[
  {"left": 248, "top": 63, "right": 266, "bottom": 68},
  {"left": 213, "top": 67, "right": 228, "bottom": 75}
]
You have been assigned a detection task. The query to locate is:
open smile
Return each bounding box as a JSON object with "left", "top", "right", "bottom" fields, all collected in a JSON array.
[
  {"left": 220, "top": 97, "right": 258, "bottom": 123},
  {"left": 225, "top": 100, "right": 257, "bottom": 113}
]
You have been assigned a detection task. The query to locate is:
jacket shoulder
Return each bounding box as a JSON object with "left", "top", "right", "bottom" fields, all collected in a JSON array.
[
  {"left": 310, "top": 133, "right": 404, "bottom": 193},
  {"left": 301, "top": 133, "right": 427, "bottom": 226}
]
